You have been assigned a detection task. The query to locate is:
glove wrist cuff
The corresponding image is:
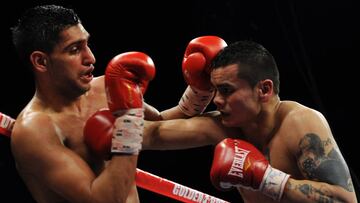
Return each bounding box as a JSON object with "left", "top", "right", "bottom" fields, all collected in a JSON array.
[
  {"left": 111, "top": 108, "right": 144, "bottom": 155},
  {"left": 178, "top": 86, "right": 214, "bottom": 116},
  {"left": 259, "top": 166, "right": 290, "bottom": 201}
]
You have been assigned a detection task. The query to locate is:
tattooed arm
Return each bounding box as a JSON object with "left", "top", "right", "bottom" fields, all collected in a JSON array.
[{"left": 282, "top": 108, "right": 357, "bottom": 203}]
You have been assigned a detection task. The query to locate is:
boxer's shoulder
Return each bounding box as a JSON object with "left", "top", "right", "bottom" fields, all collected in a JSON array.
[
  {"left": 12, "top": 108, "right": 61, "bottom": 145},
  {"left": 279, "top": 101, "right": 324, "bottom": 128}
]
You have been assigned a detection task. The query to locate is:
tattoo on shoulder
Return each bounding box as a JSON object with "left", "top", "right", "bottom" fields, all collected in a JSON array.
[{"left": 297, "top": 133, "right": 354, "bottom": 192}]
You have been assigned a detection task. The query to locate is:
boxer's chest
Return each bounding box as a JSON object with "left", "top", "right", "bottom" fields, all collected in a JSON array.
[
  {"left": 57, "top": 115, "right": 91, "bottom": 158},
  {"left": 56, "top": 113, "right": 105, "bottom": 173}
]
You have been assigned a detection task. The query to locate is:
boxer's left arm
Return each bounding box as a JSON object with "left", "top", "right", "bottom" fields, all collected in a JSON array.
[
  {"left": 143, "top": 103, "right": 187, "bottom": 121},
  {"left": 210, "top": 129, "right": 357, "bottom": 203},
  {"left": 83, "top": 111, "right": 229, "bottom": 155},
  {"left": 142, "top": 111, "right": 238, "bottom": 150},
  {"left": 280, "top": 109, "right": 357, "bottom": 203},
  {"left": 83, "top": 110, "right": 229, "bottom": 156}
]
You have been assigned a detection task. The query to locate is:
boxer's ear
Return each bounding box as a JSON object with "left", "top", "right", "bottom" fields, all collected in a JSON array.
[
  {"left": 258, "top": 79, "right": 273, "bottom": 102},
  {"left": 30, "top": 51, "right": 48, "bottom": 72}
]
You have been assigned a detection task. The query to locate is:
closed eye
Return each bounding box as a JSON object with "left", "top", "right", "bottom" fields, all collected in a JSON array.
[{"left": 217, "top": 84, "right": 234, "bottom": 96}]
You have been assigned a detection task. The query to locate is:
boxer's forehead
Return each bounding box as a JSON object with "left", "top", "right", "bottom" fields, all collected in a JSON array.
[{"left": 56, "top": 24, "right": 90, "bottom": 51}]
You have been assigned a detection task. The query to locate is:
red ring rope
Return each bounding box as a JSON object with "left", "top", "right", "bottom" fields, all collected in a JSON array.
[{"left": 136, "top": 168, "right": 229, "bottom": 203}]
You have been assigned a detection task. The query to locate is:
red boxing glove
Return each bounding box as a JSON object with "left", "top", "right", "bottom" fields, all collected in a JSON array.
[
  {"left": 105, "top": 52, "right": 156, "bottom": 155},
  {"left": 210, "top": 138, "right": 290, "bottom": 201},
  {"left": 182, "top": 35, "right": 227, "bottom": 90},
  {"left": 0, "top": 112, "right": 15, "bottom": 137},
  {"left": 105, "top": 52, "right": 156, "bottom": 111},
  {"left": 179, "top": 36, "right": 227, "bottom": 116},
  {"left": 84, "top": 109, "right": 114, "bottom": 160}
]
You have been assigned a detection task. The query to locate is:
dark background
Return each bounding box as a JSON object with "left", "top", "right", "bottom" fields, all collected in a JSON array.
[{"left": 0, "top": 0, "right": 359, "bottom": 202}]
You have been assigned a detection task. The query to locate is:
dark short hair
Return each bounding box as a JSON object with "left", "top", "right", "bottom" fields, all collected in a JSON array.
[
  {"left": 211, "top": 40, "right": 280, "bottom": 94},
  {"left": 11, "top": 5, "right": 81, "bottom": 65}
]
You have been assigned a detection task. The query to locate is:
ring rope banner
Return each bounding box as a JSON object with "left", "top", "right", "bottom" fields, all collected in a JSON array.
[{"left": 136, "top": 168, "right": 229, "bottom": 203}]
